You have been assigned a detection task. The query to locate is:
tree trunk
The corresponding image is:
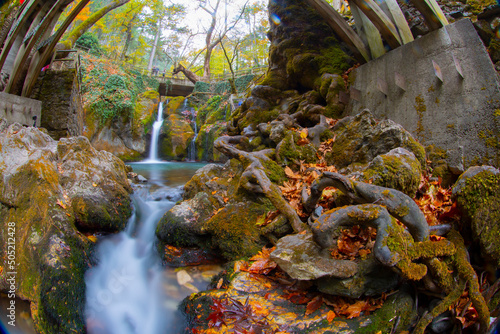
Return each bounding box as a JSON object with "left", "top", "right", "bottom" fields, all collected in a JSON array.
[
  {"left": 147, "top": 18, "right": 161, "bottom": 71},
  {"left": 120, "top": 11, "right": 139, "bottom": 60},
  {"left": 172, "top": 64, "right": 201, "bottom": 84},
  {"left": 62, "top": 0, "right": 131, "bottom": 47}
]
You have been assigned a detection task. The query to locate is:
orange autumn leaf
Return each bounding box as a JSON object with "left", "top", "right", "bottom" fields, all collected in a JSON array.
[
  {"left": 305, "top": 295, "right": 323, "bottom": 316},
  {"left": 342, "top": 300, "right": 369, "bottom": 319},
  {"left": 327, "top": 310, "right": 336, "bottom": 323}
]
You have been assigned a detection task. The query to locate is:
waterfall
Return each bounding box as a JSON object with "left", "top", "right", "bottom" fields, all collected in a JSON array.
[
  {"left": 187, "top": 105, "right": 198, "bottom": 162},
  {"left": 147, "top": 101, "right": 164, "bottom": 162},
  {"left": 85, "top": 182, "right": 183, "bottom": 334}
]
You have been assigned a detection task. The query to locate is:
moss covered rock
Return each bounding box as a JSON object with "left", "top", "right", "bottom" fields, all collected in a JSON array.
[
  {"left": 0, "top": 120, "right": 132, "bottom": 333},
  {"left": 362, "top": 148, "right": 422, "bottom": 197},
  {"left": 325, "top": 110, "right": 426, "bottom": 171},
  {"left": 159, "top": 114, "right": 195, "bottom": 160},
  {"left": 452, "top": 166, "right": 500, "bottom": 265},
  {"left": 263, "top": 0, "right": 353, "bottom": 92},
  {"left": 204, "top": 201, "right": 270, "bottom": 260},
  {"left": 86, "top": 90, "right": 159, "bottom": 161},
  {"left": 156, "top": 192, "right": 218, "bottom": 248},
  {"left": 276, "top": 130, "right": 318, "bottom": 166}
]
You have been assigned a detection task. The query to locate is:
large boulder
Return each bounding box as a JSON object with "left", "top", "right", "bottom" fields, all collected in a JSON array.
[
  {"left": 156, "top": 159, "right": 287, "bottom": 261},
  {"left": 452, "top": 166, "right": 500, "bottom": 265},
  {"left": 0, "top": 119, "right": 132, "bottom": 333},
  {"left": 159, "top": 114, "right": 195, "bottom": 160},
  {"left": 325, "top": 110, "right": 426, "bottom": 171},
  {"left": 362, "top": 148, "right": 422, "bottom": 197}
]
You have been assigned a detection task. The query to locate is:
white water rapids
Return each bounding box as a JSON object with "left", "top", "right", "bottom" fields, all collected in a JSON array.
[{"left": 85, "top": 185, "right": 182, "bottom": 334}]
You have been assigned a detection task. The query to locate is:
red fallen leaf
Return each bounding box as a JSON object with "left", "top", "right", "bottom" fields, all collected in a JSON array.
[
  {"left": 305, "top": 295, "right": 323, "bottom": 315},
  {"left": 284, "top": 292, "right": 311, "bottom": 305},
  {"left": 247, "top": 259, "right": 277, "bottom": 275}
]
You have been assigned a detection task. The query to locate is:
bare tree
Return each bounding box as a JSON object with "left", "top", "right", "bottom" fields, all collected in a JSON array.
[{"left": 176, "top": 0, "right": 247, "bottom": 82}]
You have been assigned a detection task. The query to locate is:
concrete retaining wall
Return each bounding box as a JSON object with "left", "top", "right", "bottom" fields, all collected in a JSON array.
[
  {"left": 0, "top": 92, "right": 41, "bottom": 127},
  {"left": 347, "top": 19, "right": 500, "bottom": 171}
]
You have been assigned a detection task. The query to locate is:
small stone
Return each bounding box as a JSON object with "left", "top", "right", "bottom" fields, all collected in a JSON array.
[{"left": 176, "top": 269, "right": 194, "bottom": 286}]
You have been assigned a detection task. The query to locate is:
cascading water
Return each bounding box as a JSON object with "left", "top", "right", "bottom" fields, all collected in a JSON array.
[
  {"left": 187, "top": 103, "right": 198, "bottom": 161},
  {"left": 85, "top": 187, "right": 181, "bottom": 334},
  {"left": 147, "top": 101, "right": 164, "bottom": 162},
  {"left": 84, "top": 162, "right": 209, "bottom": 334}
]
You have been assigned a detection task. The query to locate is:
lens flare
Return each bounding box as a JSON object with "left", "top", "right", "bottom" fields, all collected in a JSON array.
[{"left": 270, "top": 13, "right": 281, "bottom": 25}]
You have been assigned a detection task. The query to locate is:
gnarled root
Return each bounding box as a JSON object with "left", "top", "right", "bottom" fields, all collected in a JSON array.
[
  {"left": 215, "top": 136, "right": 308, "bottom": 233},
  {"left": 303, "top": 171, "right": 429, "bottom": 242}
]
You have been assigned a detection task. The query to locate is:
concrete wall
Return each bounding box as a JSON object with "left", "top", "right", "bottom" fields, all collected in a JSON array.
[
  {"left": 0, "top": 92, "right": 41, "bottom": 127},
  {"left": 347, "top": 19, "right": 500, "bottom": 171}
]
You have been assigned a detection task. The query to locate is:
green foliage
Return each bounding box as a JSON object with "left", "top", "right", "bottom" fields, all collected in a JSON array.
[
  {"left": 81, "top": 55, "right": 159, "bottom": 124},
  {"left": 76, "top": 32, "right": 104, "bottom": 56},
  {"left": 194, "top": 81, "right": 211, "bottom": 93}
]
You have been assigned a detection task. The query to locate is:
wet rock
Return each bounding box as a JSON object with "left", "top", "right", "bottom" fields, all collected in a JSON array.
[
  {"left": 362, "top": 147, "right": 422, "bottom": 196},
  {"left": 156, "top": 192, "right": 218, "bottom": 248},
  {"left": 316, "top": 254, "right": 399, "bottom": 298},
  {"left": 159, "top": 114, "right": 195, "bottom": 161},
  {"left": 325, "top": 110, "right": 425, "bottom": 171},
  {"left": 0, "top": 120, "right": 132, "bottom": 333},
  {"left": 203, "top": 201, "right": 271, "bottom": 260},
  {"left": 57, "top": 136, "right": 132, "bottom": 232},
  {"left": 452, "top": 166, "right": 500, "bottom": 265},
  {"left": 182, "top": 161, "right": 242, "bottom": 201},
  {"left": 271, "top": 233, "right": 358, "bottom": 280}
]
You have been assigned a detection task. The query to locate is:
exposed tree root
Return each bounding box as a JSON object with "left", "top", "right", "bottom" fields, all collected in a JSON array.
[
  {"left": 303, "top": 171, "right": 430, "bottom": 241},
  {"left": 301, "top": 171, "right": 490, "bottom": 332},
  {"left": 214, "top": 136, "right": 308, "bottom": 233}
]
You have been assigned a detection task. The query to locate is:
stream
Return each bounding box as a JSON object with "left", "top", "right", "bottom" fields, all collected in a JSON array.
[{"left": 85, "top": 161, "right": 211, "bottom": 334}]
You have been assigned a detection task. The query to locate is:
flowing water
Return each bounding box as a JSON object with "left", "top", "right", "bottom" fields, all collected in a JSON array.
[
  {"left": 147, "top": 101, "right": 164, "bottom": 162},
  {"left": 85, "top": 162, "right": 210, "bottom": 334}
]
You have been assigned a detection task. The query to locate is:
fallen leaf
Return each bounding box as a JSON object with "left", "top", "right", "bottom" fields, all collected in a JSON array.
[
  {"left": 305, "top": 295, "right": 323, "bottom": 315},
  {"left": 56, "top": 199, "right": 67, "bottom": 209},
  {"left": 87, "top": 235, "right": 97, "bottom": 243},
  {"left": 216, "top": 278, "right": 223, "bottom": 289},
  {"left": 327, "top": 310, "right": 336, "bottom": 323},
  {"left": 92, "top": 183, "right": 97, "bottom": 187}
]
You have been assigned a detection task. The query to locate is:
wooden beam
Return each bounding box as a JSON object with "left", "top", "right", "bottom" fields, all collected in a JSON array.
[
  {"left": 409, "top": 0, "right": 448, "bottom": 31},
  {"left": 350, "top": 0, "right": 402, "bottom": 49},
  {"left": 22, "top": 0, "right": 91, "bottom": 97},
  {"left": 5, "top": 0, "right": 67, "bottom": 94},
  {"left": 304, "top": 0, "right": 370, "bottom": 63},
  {"left": 350, "top": 1, "right": 386, "bottom": 59},
  {"left": 0, "top": 0, "right": 42, "bottom": 73},
  {"left": 384, "top": 0, "right": 414, "bottom": 44}
]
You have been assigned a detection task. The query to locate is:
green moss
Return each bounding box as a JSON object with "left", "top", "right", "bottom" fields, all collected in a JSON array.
[
  {"left": 363, "top": 154, "right": 421, "bottom": 196},
  {"left": 261, "top": 159, "right": 287, "bottom": 185},
  {"left": 414, "top": 95, "right": 427, "bottom": 140},
  {"left": 455, "top": 170, "right": 500, "bottom": 264},
  {"left": 277, "top": 131, "right": 318, "bottom": 166},
  {"left": 166, "top": 96, "right": 186, "bottom": 115},
  {"left": 204, "top": 202, "right": 268, "bottom": 260},
  {"left": 356, "top": 290, "right": 416, "bottom": 334},
  {"left": 317, "top": 44, "right": 352, "bottom": 75}
]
